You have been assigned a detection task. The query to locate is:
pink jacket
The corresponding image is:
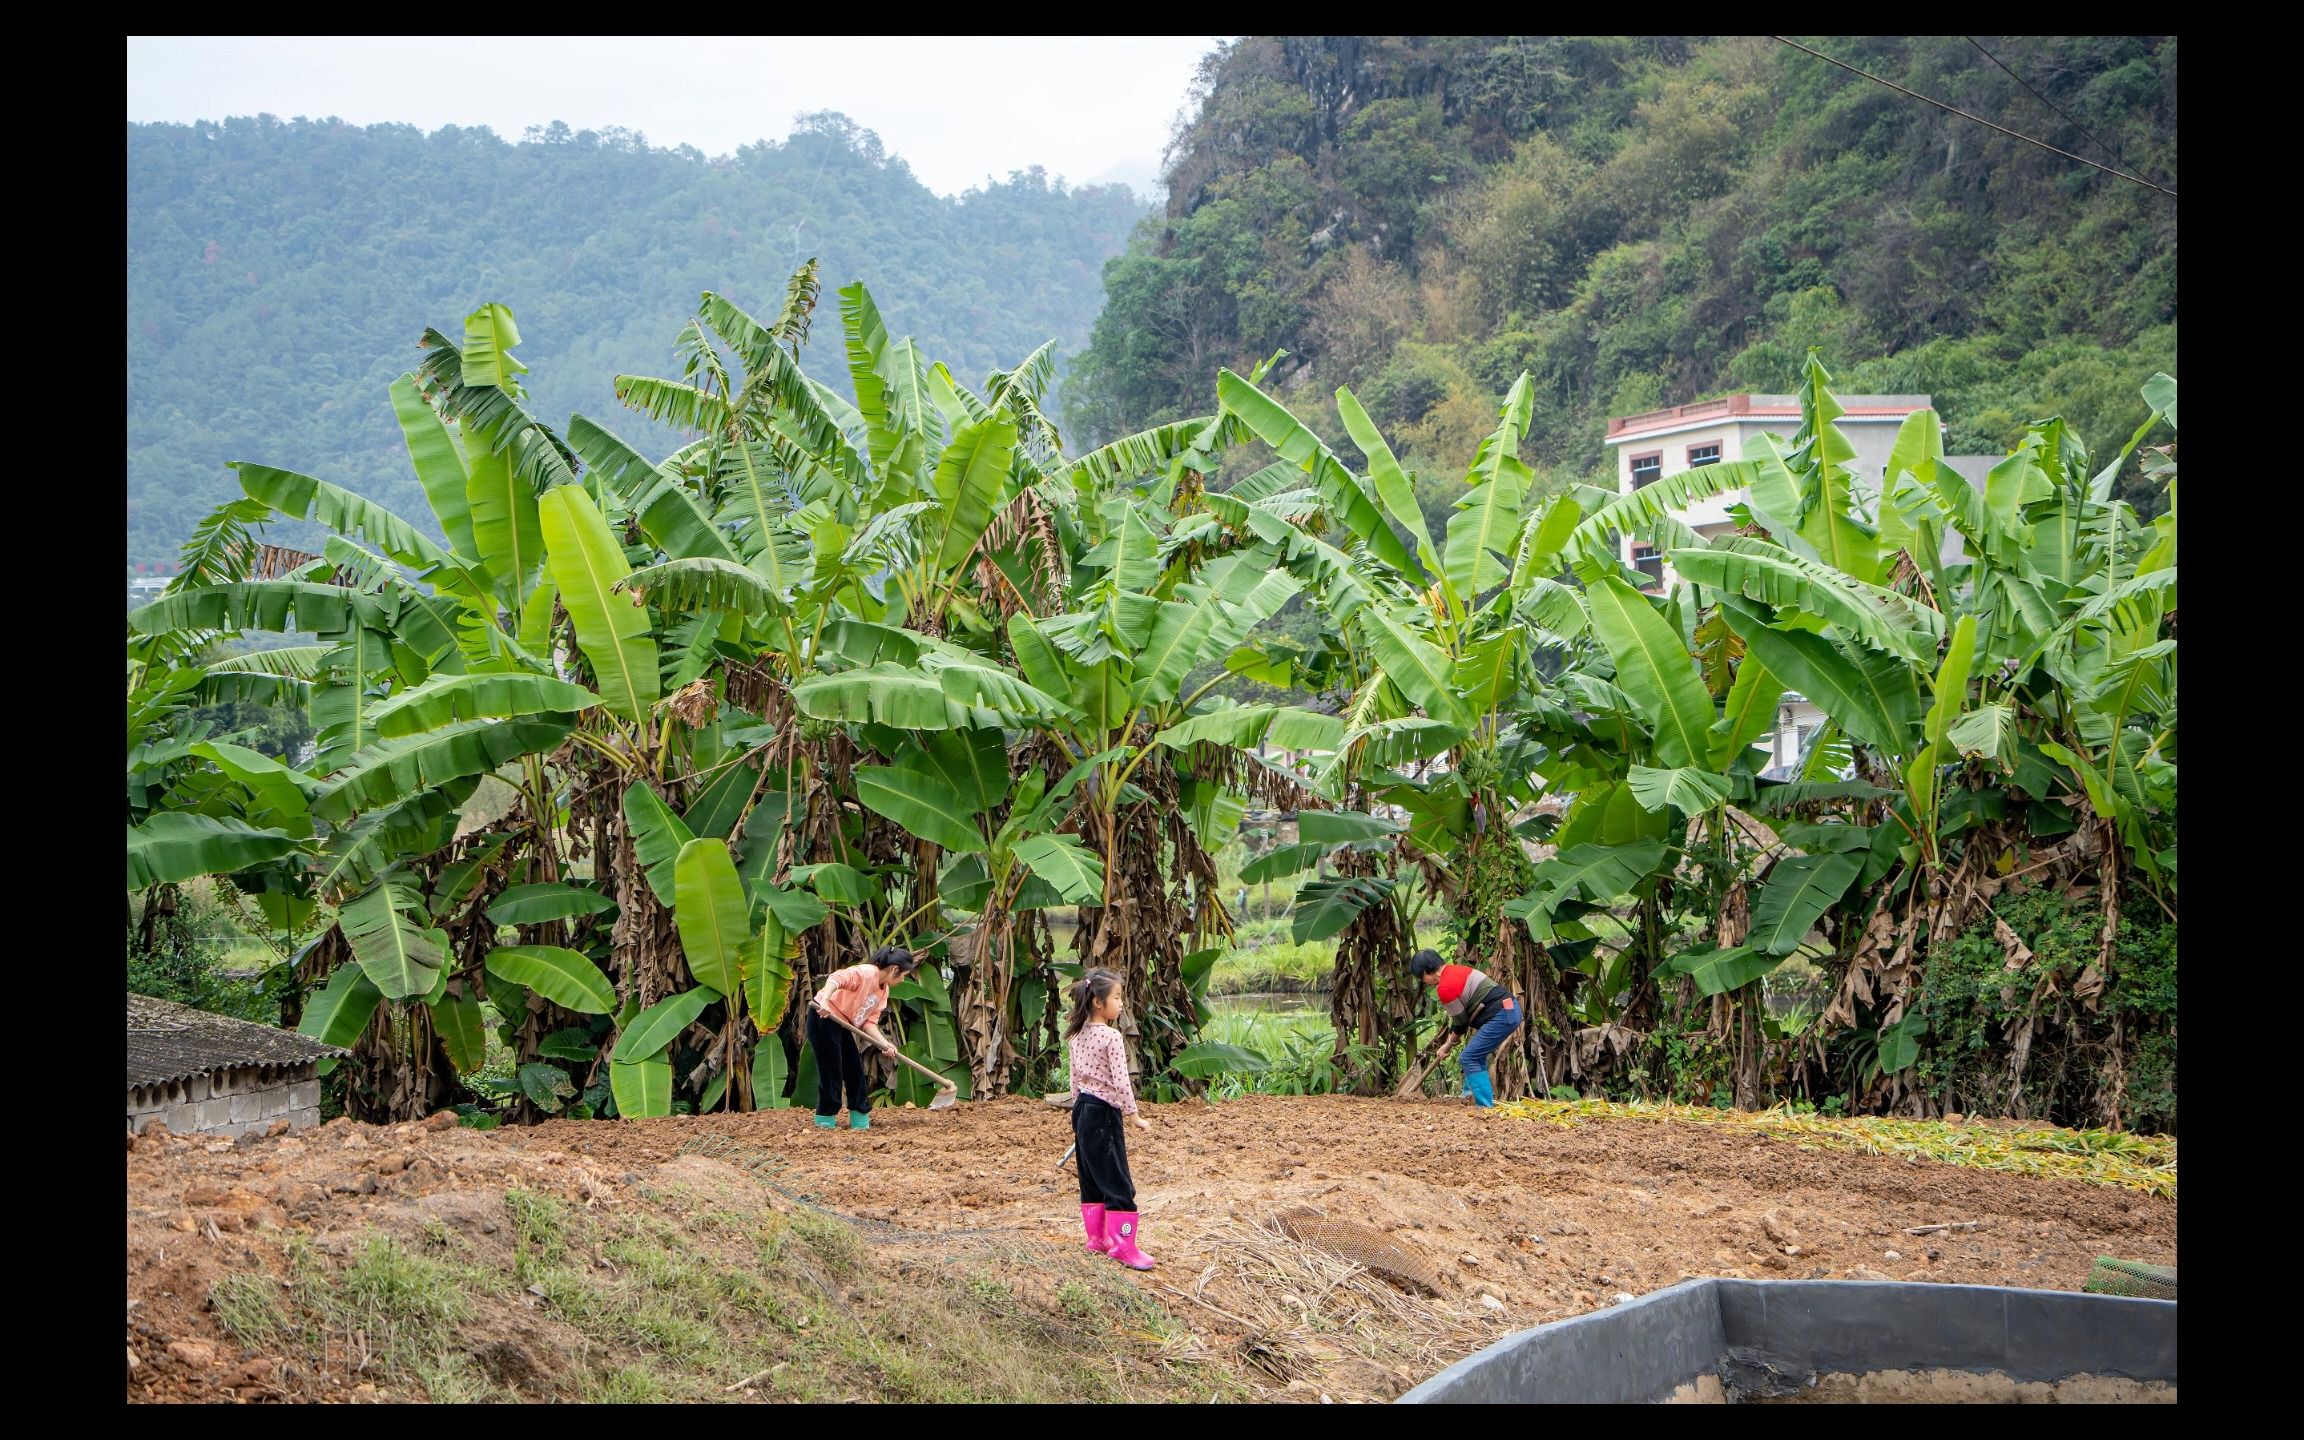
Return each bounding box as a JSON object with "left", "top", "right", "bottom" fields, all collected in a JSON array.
[
  {"left": 817, "top": 963, "right": 891, "bottom": 1033},
  {"left": 1068, "top": 1022, "right": 1137, "bottom": 1116}
]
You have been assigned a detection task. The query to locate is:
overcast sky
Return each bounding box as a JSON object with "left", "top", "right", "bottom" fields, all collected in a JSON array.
[{"left": 126, "top": 36, "right": 1228, "bottom": 198}]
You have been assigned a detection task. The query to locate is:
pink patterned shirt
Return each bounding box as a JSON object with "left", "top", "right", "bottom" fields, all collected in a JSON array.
[{"left": 1068, "top": 1022, "right": 1137, "bottom": 1116}]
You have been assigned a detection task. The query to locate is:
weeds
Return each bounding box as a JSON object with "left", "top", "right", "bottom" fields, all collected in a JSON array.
[
  {"left": 1057, "top": 1279, "right": 1101, "bottom": 1319},
  {"left": 208, "top": 1270, "right": 289, "bottom": 1348},
  {"left": 504, "top": 1188, "right": 566, "bottom": 1282},
  {"left": 1492, "top": 1096, "right": 2178, "bottom": 1196},
  {"left": 283, "top": 1235, "right": 481, "bottom": 1387},
  {"left": 187, "top": 1172, "right": 1255, "bottom": 1403}
]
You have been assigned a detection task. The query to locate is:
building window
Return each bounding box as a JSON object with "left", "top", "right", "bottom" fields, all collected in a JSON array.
[
  {"left": 1630, "top": 453, "right": 1662, "bottom": 489},
  {"left": 1631, "top": 544, "right": 1664, "bottom": 587},
  {"left": 1688, "top": 442, "right": 1722, "bottom": 467}
]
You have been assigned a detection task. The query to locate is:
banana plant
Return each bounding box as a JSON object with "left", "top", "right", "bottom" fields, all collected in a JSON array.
[
  {"left": 1201, "top": 368, "right": 1608, "bottom": 1095},
  {"left": 1643, "top": 362, "right": 2176, "bottom": 1117},
  {"left": 128, "top": 308, "right": 643, "bottom": 1121},
  {"left": 850, "top": 726, "right": 1108, "bottom": 1094},
  {"left": 606, "top": 276, "right": 1100, "bottom": 1103}
]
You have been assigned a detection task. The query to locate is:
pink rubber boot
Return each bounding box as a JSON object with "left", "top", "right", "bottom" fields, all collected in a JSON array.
[
  {"left": 1080, "top": 1203, "right": 1111, "bottom": 1254},
  {"left": 1104, "top": 1211, "right": 1155, "bottom": 1270}
]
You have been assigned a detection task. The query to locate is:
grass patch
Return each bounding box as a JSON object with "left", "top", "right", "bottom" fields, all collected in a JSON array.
[
  {"left": 1203, "top": 1006, "right": 1333, "bottom": 1051},
  {"left": 964, "top": 1267, "right": 1011, "bottom": 1311},
  {"left": 1056, "top": 1278, "right": 1101, "bottom": 1320},
  {"left": 504, "top": 1188, "right": 567, "bottom": 1282},
  {"left": 578, "top": 1365, "right": 670, "bottom": 1403},
  {"left": 209, "top": 1269, "right": 290, "bottom": 1348},
  {"left": 1492, "top": 1097, "right": 2178, "bottom": 1196},
  {"left": 1210, "top": 938, "right": 1333, "bottom": 993},
  {"left": 282, "top": 1234, "right": 499, "bottom": 1394},
  {"left": 241, "top": 1174, "right": 1239, "bottom": 1403},
  {"left": 1207, "top": 917, "right": 1451, "bottom": 995},
  {"left": 787, "top": 1210, "right": 865, "bottom": 1279}
]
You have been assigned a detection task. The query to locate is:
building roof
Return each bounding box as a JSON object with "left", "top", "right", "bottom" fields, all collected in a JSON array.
[
  {"left": 126, "top": 993, "right": 349, "bottom": 1089},
  {"left": 1606, "top": 394, "right": 1936, "bottom": 445}
]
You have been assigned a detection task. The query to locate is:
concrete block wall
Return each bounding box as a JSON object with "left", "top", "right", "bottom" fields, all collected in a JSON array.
[{"left": 127, "top": 1062, "right": 323, "bottom": 1138}]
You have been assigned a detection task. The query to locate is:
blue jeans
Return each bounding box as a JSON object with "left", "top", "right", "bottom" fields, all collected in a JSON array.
[{"left": 1457, "top": 999, "right": 1522, "bottom": 1101}]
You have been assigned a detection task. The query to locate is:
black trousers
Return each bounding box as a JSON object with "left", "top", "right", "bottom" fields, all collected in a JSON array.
[
  {"left": 1072, "top": 1092, "right": 1136, "bottom": 1210},
  {"left": 807, "top": 1010, "right": 872, "bottom": 1118}
]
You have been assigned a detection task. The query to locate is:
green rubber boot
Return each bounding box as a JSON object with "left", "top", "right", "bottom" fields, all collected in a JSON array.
[
  {"left": 848, "top": 1112, "right": 871, "bottom": 1131},
  {"left": 812, "top": 1114, "right": 838, "bottom": 1129}
]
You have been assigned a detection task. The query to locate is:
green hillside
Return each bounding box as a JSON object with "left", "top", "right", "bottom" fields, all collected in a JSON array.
[
  {"left": 128, "top": 112, "right": 1147, "bottom": 564},
  {"left": 1066, "top": 36, "right": 2176, "bottom": 514}
]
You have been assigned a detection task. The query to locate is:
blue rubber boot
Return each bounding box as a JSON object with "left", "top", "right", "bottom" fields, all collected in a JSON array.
[
  {"left": 1466, "top": 1070, "right": 1496, "bottom": 1108},
  {"left": 848, "top": 1111, "right": 870, "bottom": 1131},
  {"left": 812, "top": 1113, "right": 838, "bottom": 1129}
]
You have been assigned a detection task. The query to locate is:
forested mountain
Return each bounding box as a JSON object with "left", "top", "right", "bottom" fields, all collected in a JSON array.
[
  {"left": 1065, "top": 36, "right": 2177, "bottom": 514},
  {"left": 127, "top": 112, "right": 1147, "bottom": 564}
]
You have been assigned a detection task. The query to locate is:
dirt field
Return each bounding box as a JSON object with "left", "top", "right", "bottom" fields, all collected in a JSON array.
[{"left": 126, "top": 1095, "right": 2176, "bottom": 1404}]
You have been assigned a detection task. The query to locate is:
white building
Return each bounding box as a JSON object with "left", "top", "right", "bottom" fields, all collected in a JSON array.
[
  {"left": 1603, "top": 393, "right": 1994, "bottom": 592},
  {"left": 1762, "top": 693, "right": 1828, "bottom": 777},
  {"left": 1602, "top": 392, "right": 1995, "bottom": 778}
]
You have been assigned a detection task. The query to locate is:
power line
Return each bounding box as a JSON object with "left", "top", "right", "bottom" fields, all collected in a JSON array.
[
  {"left": 1769, "top": 36, "right": 2177, "bottom": 199},
  {"left": 1964, "top": 35, "right": 2160, "bottom": 184}
]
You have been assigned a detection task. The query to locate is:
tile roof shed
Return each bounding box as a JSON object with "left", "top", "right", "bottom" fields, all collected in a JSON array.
[{"left": 126, "top": 993, "right": 348, "bottom": 1089}]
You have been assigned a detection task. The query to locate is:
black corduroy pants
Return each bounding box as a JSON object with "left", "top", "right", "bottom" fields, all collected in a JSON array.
[
  {"left": 807, "top": 1009, "right": 872, "bottom": 1118},
  {"left": 1071, "top": 1091, "right": 1135, "bottom": 1209}
]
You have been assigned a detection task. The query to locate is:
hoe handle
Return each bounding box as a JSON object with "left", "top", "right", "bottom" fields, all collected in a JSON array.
[
  {"left": 818, "top": 1005, "right": 956, "bottom": 1092},
  {"left": 1392, "top": 1027, "right": 1459, "bottom": 1098}
]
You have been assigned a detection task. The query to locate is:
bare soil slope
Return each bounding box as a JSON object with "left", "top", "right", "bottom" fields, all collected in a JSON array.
[{"left": 126, "top": 1095, "right": 2175, "bottom": 1403}]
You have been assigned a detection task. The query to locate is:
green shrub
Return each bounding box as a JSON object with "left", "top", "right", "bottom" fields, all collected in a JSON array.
[
  {"left": 1913, "top": 887, "right": 2176, "bottom": 1133},
  {"left": 126, "top": 887, "right": 274, "bottom": 1023}
]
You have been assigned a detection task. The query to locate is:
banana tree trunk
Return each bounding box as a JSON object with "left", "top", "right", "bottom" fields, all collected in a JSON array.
[
  {"left": 957, "top": 905, "right": 1017, "bottom": 1096},
  {"left": 1731, "top": 990, "right": 1763, "bottom": 1109},
  {"left": 1327, "top": 852, "right": 1416, "bottom": 1093},
  {"left": 344, "top": 997, "right": 465, "bottom": 1123},
  {"left": 1452, "top": 827, "right": 1575, "bottom": 1100},
  {"left": 1073, "top": 757, "right": 1203, "bottom": 1088}
]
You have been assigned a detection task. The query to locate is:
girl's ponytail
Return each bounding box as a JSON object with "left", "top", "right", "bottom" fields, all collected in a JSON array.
[{"left": 1066, "top": 966, "right": 1120, "bottom": 1037}]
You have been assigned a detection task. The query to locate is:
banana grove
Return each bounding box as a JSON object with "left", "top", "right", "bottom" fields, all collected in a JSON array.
[{"left": 127, "top": 272, "right": 2175, "bottom": 1130}]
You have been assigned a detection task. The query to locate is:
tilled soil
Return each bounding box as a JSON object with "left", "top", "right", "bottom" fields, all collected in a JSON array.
[{"left": 126, "top": 1095, "right": 2176, "bottom": 1403}]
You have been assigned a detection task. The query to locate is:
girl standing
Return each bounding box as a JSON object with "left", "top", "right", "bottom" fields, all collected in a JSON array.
[
  {"left": 806, "top": 946, "right": 921, "bottom": 1130},
  {"left": 1066, "top": 967, "right": 1155, "bottom": 1270}
]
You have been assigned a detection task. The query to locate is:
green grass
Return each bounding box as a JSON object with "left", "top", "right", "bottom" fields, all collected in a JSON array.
[
  {"left": 1209, "top": 938, "right": 1334, "bottom": 993},
  {"left": 1056, "top": 1279, "right": 1101, "bottom": 1320},
  {"left": 504, "top": 1188, "right": 567, "bottom": 1282},
  {"left": 576, "top": 1366, "right": 671, "bottom": 1403},
  {"left": 1205, "top": 912, "right": 1450, "bottom": 996},
  {"left": 209, "top": 1160, "right": 1257, "bottom": 1402},
  {"left": 215, "top": 938, "right": 281, "bottom": 972},
  {"left": 1203, "top": 1005, "right": 1333, "bottom": 1051},
  {"left": 270, "top": 1233, "right": 508, "bottom": 1396},
  {"left": 1201, "top": 1004, "right": 1352, "bottom": 1098},
  {"left": 209, "top": 1270, "right": 291, "bottom": 1349}
]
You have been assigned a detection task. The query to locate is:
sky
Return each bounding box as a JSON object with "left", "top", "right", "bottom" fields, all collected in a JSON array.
[{"left": 126, "top": 36, "right": 1228, "bottom": 199}]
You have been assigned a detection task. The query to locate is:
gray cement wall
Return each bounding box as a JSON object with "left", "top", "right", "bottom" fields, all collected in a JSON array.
[
  {"left": 1399, "top": 1279, "right": 2177, "bottom": 1404},
  {"left": 127, "top": 1063, "right": 322, "bottom": 1138}
]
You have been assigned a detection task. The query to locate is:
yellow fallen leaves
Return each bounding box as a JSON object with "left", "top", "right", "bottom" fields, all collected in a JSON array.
[{"left": 1490, "top": 1097, "right": 2177, "bottom": 1198}]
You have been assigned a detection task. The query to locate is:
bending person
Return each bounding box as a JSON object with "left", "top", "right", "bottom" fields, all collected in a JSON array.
[
  {"left": 1410, "top": 948, "right": 1522, "bottom": 1108},
  {"left": 806, "top": 946, "right": 921, "bottom": 1131}
]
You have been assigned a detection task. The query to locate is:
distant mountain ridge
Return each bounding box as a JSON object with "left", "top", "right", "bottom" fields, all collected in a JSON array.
[{"left": 127, "top": 111, "right": 1149, "bottom": 563}]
